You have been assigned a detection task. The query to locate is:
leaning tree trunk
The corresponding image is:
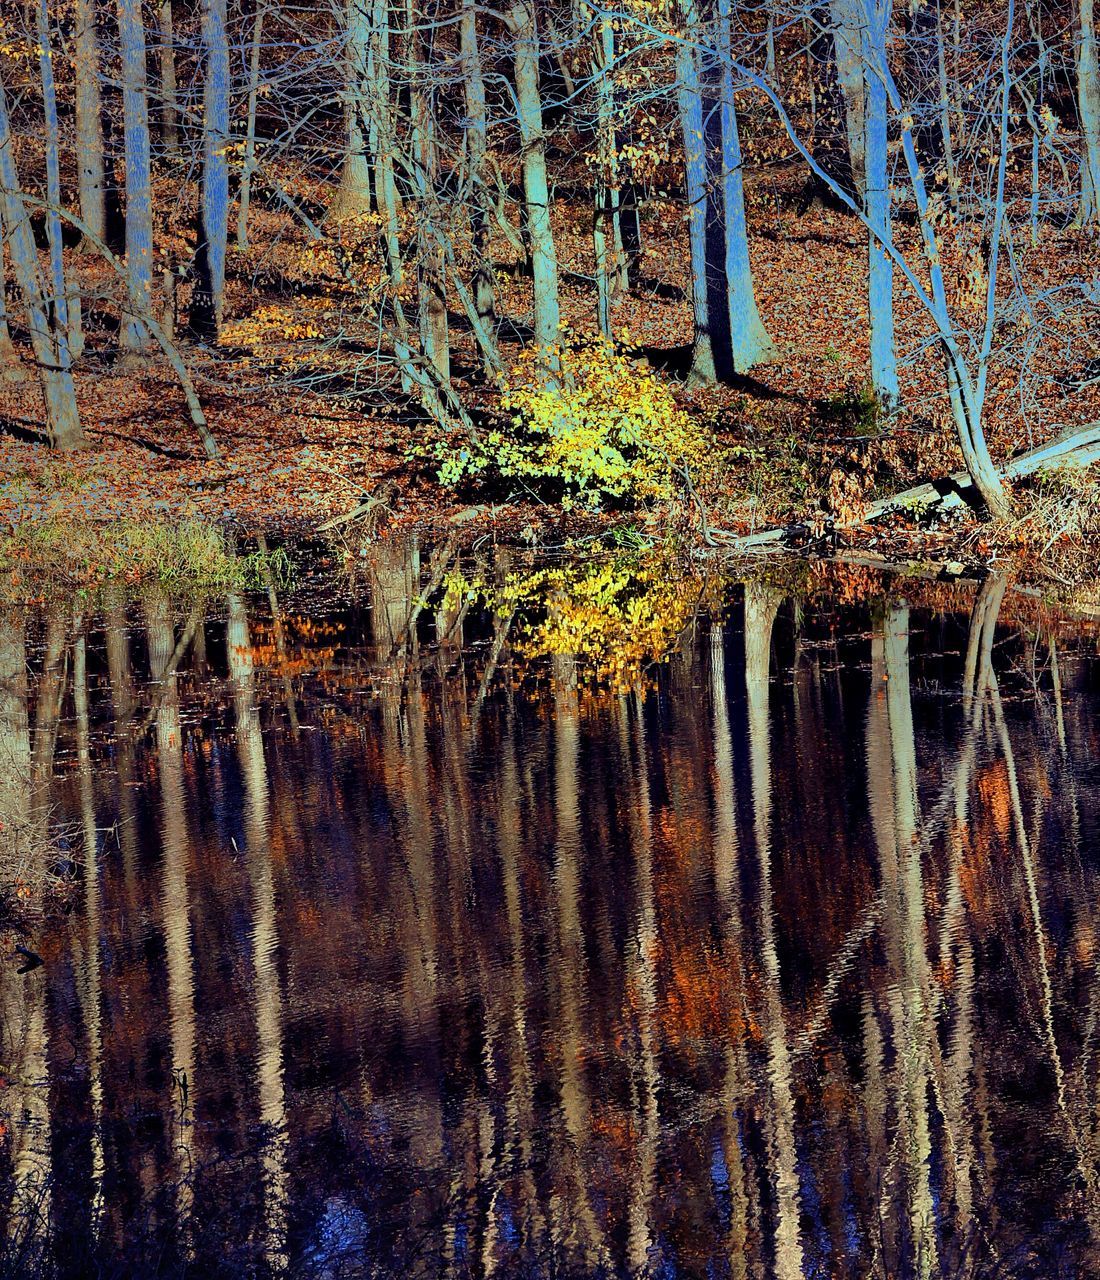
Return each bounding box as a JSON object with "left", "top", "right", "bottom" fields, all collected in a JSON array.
[{"left": 0, "top": 77, "right": 83, "bottom": 447}]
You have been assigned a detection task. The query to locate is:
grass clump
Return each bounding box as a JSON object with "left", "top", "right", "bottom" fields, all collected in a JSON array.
[
  {"left": 436, "top": 339, "right": 711, "bottom": 510},
  {"left": 0, "top": 518, "right": 291, "bottom": 596}
]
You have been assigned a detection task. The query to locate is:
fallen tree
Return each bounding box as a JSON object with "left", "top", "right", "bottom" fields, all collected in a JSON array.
[{"left": 714, "top": 423, "right": 1100, "bottom": 554}]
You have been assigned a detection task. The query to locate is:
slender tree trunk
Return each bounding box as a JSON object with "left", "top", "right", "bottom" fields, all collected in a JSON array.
[
  {"left": 461, "top": 0, "right": 497, "bottom": 359},
  {"left": 192, "top": 0, "right": 230, "bottom": 338},
  {"left": 863, "top": 0, "right": 899, "bottom": 407},
  {"left": 73, "top": 0, "right": 106, "bottom": 244},
  {"left": 677, "top": 0, "right": 716, "bottom": 385},
  {"left": 509, "top": 0, "right": 561, "bottom": 368},
  {"left": 155, "top": 0, "right": 180, "bottom": 156},
  {"left": 236, "top": 1, "right": 265, "bottom": 248},
  {"left": 0, "top": 78, "right": 83, "bottom": 446},
  {"left": 592, "top": 8, "right": 621, "bottom": 338},
  {"left": 1076, "top": 0, "right": 1100, "bottom": 225},
  {"left": 117, "top": 0, "right": 154, "bottom": 358}
]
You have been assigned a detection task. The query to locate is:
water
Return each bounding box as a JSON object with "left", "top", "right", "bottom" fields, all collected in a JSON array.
[{"left": 1, "top": 539, "right": 1099, "bottom": 1278}]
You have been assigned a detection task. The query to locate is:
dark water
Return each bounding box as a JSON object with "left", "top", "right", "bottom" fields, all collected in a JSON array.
[{"left": 2, "top": 540, "right": 1100, "bottom": 1279}]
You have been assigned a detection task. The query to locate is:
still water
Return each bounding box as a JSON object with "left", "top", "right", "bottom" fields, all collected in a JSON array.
[{"left": 1, "top": 539, "right": 1099, "bottom": 1278}]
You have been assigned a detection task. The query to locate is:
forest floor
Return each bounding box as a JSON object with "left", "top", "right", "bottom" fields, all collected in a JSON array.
[{"left": 1, "top": 171, "right": 1099, "bottom": 600}]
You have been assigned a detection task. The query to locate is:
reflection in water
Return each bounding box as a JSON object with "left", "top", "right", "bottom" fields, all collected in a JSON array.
[{"left": 2, "top": 543, "right": 1100, "bottom": 1277}]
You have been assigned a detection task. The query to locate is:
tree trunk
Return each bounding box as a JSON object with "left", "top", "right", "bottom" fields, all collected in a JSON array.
[
  {"left": 509, "top": 0, "right": 561, "bottom": 368},
  {"left": 863, "top": 0, "right": 899, "bottom": 407},
  {"left": 676, "top": 0, "right": 716, "bottom": 385},
  {"left": 829, "top": 0, "right": 866, "bottom": 197},
  {"left": 73, "top": 0, "right": 106, "bottom": 243},
  {"left": 716, "top": 0, "right": 775, "bottom": 371},
  {"left": 117, "top": 0, "right": 154, "bottom": 358},
  {"left": 155, "top": 0, "right": 180, "bottom": 156},
  {"left": 460, "top": 0, "right": 496, "bottom": 355},
  {"left": 0, "top": 77, "right": 83, "bottom": 447},
  {"left": 1076, "top": 0, "right": 1100, "bottom": 225},
  {"left": 330, "top": 0, "right": 375, "bottom": 219},
  {"left": 236, "top": 1, "right": 265, "bottom": 248},
  {"left": 191, "top": 0, "right": 230, "bottom": 339},
  {"left": 592, "top": 8, "right": 621, "bottom": 338},
  {"left": 0, "top": 217, "right": 25, "bottom": 381}
]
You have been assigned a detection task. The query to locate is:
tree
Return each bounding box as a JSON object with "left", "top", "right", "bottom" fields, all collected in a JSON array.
[
  {"left": 117, "top": 0, "right": 154, "bottom": 359},
  {"left": 191, "top": 0, "right": 231, "bottom": 338},
  {"left": 0, "top": 71, "right": 83, "bottom": 447},
  {"left": 73, "top": 0, "right": 106, "bottom": 243}
]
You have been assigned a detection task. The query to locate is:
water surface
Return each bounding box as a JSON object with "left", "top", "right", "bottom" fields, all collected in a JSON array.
[{"left": 2, "top": 542, "right": 1099, "bottom": 1278}]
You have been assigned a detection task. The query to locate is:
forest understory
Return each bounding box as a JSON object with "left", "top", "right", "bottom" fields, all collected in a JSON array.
[{"left": 2, "top": 173, "right": 1100, "bottom": 604}]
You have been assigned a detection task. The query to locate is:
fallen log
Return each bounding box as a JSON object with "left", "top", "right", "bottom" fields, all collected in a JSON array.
[{"left": 712, "top": 424, "right": 1100, "bottom": 554}]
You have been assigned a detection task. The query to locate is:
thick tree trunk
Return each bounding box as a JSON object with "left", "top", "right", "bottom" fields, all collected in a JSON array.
[
  {"left": 117, "top": 0, "right": 154, "bottom": 358},
  {"left": 716, "top": 0, "right": 775, "bottom": 372},
  {"left": 829, "top": 0, "right": 866, "bottom": 197},
  {"left": 509, "top": 0, "right": 561, "bottom": 368},
  {"left": 330, "top": 0, "right": 375, "bottom": 219}
]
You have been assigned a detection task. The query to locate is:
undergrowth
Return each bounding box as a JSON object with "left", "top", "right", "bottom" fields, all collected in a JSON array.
[{"left": 0, "top": 518, "right": 291, "bottom": 597}]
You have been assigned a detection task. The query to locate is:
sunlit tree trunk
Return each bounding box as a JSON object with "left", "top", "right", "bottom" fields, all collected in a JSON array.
[
  {"left": 331, "top": 0, "right": 375, "bottom": 219},
  {"left": 830, "top": 0, "right": 866, "bottom": 196},
  {"left": 509, "top": 0, "right": 561, "bottom": 368},
  {"left": 117, "top": 0, "right": 154, "bottom": 358}
]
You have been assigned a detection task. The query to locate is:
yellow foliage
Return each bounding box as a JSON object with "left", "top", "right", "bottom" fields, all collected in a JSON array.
[{"left": 438, "top": 339, "right": 710, "bottom": 509}]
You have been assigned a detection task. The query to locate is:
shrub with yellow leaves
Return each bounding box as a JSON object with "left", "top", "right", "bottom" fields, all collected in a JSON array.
[{"left": 438, "top": 339, "right": 710, "bottom": 509}]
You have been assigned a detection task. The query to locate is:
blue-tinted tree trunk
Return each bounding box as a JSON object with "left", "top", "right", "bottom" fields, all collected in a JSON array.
[
  {"left": 863, "top": 0, "right": 899, "bottom": 408},
  {"left": 192, "top": 0, "right": 230, "bottom": 338},
  {"left": 676, "top": 1, "right": 716, "bottom": 385},
  {"left": 117, "top": 0, "right": 154, "bottom": 358}
]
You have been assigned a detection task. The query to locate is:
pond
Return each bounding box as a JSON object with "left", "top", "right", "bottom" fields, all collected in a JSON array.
[{"left": 1, "top": 538, "right": 1099, "bottom": 1279}]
